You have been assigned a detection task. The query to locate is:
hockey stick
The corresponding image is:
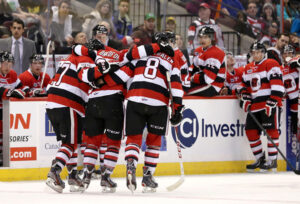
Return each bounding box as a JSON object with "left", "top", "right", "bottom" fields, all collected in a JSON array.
[
  {"left": 41, "top": 40, "right": 52, "bottom": 89},
  {"left": 247, "top": 110, "right": 300, "bottom": 175},
  {"left": 165, "top": 71, "right": 185, "bottom": 191}
]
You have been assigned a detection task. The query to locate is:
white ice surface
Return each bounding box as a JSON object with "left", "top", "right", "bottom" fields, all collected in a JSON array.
[{"left": 1, "top": 172, "right": 300, "bottom": 204}]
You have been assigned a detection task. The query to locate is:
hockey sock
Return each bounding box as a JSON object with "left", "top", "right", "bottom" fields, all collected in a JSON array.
[
  {"left": 144, "top": 146, "right": 160, "bottom": 175},
  {"left": 99, "top": 143, "right": 107, "bottom": 168},
  {"left": 104, "top": 138, "right": 121, "bottom": 174},
  {"left": 246, "top": 129, "right": 263, "bottom": 160},
  {"left": 125, "top": 134, "right": 142, "bottom": 167},
  {"left": 66, "top": 148, "right": 78, "bottom": 173},
  {"left": 83, "top": 144, "right": 98, "bottom": 167},
  {"left": 55, "top": 144, "right": 75, "bottom": 170},
  {"left": 266, "top": 129, "right": 279, "bottom": 160}
]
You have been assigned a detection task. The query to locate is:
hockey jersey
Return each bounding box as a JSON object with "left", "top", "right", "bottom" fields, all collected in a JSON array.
[
  {"left": 188, "top": 45, "right": 226, "bottom": 95},
  {"left": 225, "top": 66, "right": 244, "bottom": 95},
  {"left": 19, "top": 69, "right": 51, "bottom": 90},
  {"left": 187, "top": 18, "right": 224, "bottom": 54},
  {"left": 240, "top": 58, "right": 284, "bottom": 112},
  {"left": 46, "top": 54, "right": 90, "bottom": 116},
  {"left": 282, "top": 64, "right": 299, "bottom": 113},
  {"left": 104, "top": 52, "right": 183, "bottom": 107},
  {"left": 267, "top": 47, "right": 283, "bottom": 65},
  {"left": 174, "top": 48, "right": 190, "bottom": 94}
]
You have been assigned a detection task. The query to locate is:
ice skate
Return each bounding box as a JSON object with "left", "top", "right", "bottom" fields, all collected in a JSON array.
[
  {"left": 260, "top": 159, "right": 277, "bottom": 173},
  {"left": 82, "top": 165, "right": 94, "bottom": 190},
  {"left": 92, "top": 166, "right": 105, "bottom": 179},
  {"left": 67, "top": 170, "right": 85, "bottom": 192},
  {"left": 100, "top": 168, "right": 117, "bottom": 193},
  {"left": 246, "top": 153, "right": 265, "bottom": 172},
  {"left": 46, "top": 160, "right": 65, "bottom": 193},
  {"left": 142, "top": 166, "right": 158, "bottom": 193},
  {"left": 126, "top": 159, "right": 136, "bottom": 193}
]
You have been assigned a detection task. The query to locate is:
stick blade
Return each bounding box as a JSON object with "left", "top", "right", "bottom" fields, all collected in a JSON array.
[{"left": 166, "top": 177, "right": 184, "bottom": 191}]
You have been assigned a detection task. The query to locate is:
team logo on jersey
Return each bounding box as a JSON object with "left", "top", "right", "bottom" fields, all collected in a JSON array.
[{"left": 171, "top": 108, "right": 199, "bottom": 149}]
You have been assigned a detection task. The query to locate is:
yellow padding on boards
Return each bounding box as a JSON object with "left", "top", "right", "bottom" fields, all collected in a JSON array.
[{"left": 0, "top": 160, "right": 287, "bottom": 181}]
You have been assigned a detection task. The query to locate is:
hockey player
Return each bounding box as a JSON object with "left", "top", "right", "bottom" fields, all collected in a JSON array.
[
  {"left": 18, "top": 54, "right": 50, "bottom": 97},
  {"left": 166, "top": 31, "right": 190, "bottom": 94},
  {"left": 45, "top": 47, "right": 91, "bottom": 193},
  {"left": 220, "top": 52, "right": 244, "bottom": 95},
  {"left": 239, "top": 42, "right": 284, "bottom": 172},
  {"left": 98, "top": 32, "right": 184, "bottom": 193},
  {"left": 282, "top": 45, "right": 299, "bottom": 136},
  {"left": 188, "top": 26, "right": 226, "bottom": 96},
  {"left": 0, "top": 51, "right": 26, "bottom": 166}
]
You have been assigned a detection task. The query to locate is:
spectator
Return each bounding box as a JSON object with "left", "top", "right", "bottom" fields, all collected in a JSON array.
[
  {"left": 113, "top": 0, "right": 132, "bottom": 40},
  {"left": 0, "top": 26, "right": 10, "bottom": 38},
  {"left": 290, "top": 32, "right": 300, "bottom": 52},
  {"left": 220, "top": 52, "right": 244, "bottom": 96},
  {"left": 165, "top": 17, "right": 176, "bottom": 33},
  {"left": 18, "top": 54, "right": 50, "bottom": 97},
  {"left": 6, "top": 0, "right": 38, "bottom": 22},
  {"left": 220, "top": 0, "right": 245, "bottom": 18},
  {"left": 276, "top": 0, "right": 298, "bottom": 23},
  {"left": 260, "top": 3, "right": 277, "bottom": 29},
  {"left": 187, "top": 3, "right": 224, "bottom": 55},
  {"left": 131, "top": 13, "right": 156, "bottom": 46},
  {"left": 267, "top": 33, "right": 290, "bottom": 65},
  {"left": 82, "top": 0, "right": 116, "bottom": 40},
  {"left": 291, "top": 14, "right": 300, "bottom": 37},
  {"left": 235, "top": 10, "right": 255, "bottom": 37},
  {"left": 27, "top": 10, "right": 55, "bottom": 54},
  {"left": 259, "top": 21, "right": 279, "bottom": 48},
  {"left": 175, "top": 34, "right": 190, "bottom": 66},
  {"left": 52, "top": 0, "right": 73, "bottom": 48},
  {"left": 0, "top": 18, "right": 36, "bottom": 75},
  {"left": 245, "top": 2, "right": 264, "bottom": 38},
  {"left": 20, "top": 0, "right": 46, "bottom": 15},
  {"left": 0, "top": 0, "right": 13, "bottom": 24},
  {"left": 186, "top": 0, "right": 218, "bottom": 18}
]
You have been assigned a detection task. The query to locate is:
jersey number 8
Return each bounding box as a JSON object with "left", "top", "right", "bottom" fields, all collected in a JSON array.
[{"left": 144, "top": 58, "right": 159, "bottom": 79}]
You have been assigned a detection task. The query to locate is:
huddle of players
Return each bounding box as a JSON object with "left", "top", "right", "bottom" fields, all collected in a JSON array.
[{"left": 45, "top": 24, "right": 185, "bottom": 194}]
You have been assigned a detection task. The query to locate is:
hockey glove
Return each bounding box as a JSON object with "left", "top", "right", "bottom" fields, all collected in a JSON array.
[
  {"left": 6, "top": 89, "right": 25, "bottom": 99},
  {"left": 239, "top": 93, "right": 251, "bottom": 112},
  {"left": 158, "top": 43, "right": 174, "bottom": 57},
  {"left": 88, "top": 49, "right": 97, "bottom": 61},
  {"left": 31, "top": 88, "right": 47, "bottom": 97},
  {"left": 170, "top": 105, "right": 185, "bottom": 127},
  {"left": 265, "top": 98, "right": 277, "bottom": 117},
  {"left": 288, "top": 56, "right": 300, "bottom": 69}
]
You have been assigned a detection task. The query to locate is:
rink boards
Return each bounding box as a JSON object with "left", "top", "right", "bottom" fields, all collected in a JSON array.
[{"left": 0, "top": 96, "right": 288, "bottom": 181}]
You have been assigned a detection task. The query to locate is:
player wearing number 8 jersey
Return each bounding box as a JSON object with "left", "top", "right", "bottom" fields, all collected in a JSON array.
[{"left": 239, "top": 42, "right": 284, "bottom": 173}]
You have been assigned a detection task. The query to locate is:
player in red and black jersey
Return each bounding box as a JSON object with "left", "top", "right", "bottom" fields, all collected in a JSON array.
[
  {"left": 0, "top": 51, "right": 26, "bottom": 166},
  {"left": 282, "top": 45, "right": 299, "bottom": 136},
  {"left": 19, "top": 54, "right": 50, "bottom": 97},
  {"left": 188, "top": 26, "right": 226, "bottom": 96},
  {"left": 239, "top": 42, "right": 284, "bottom": 172},
  {"left": 100, "top": 32, "right": 183, "bottom": 193}
]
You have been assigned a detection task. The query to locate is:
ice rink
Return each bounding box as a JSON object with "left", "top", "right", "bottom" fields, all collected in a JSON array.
[{"left": 1, "top": 172, "right": 300, "bottom": 204}]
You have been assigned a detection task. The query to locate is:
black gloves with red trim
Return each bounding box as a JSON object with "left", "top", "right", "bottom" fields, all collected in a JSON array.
[
  {"left": 6, "top": 89, "right": 25, "bottom": 99},
  {"left": 265, "top": 98, "right": 277, "bottom": 117},
  {"left": 170, "top": 105, "right": 185, "bottom": 126},
  {"left": 239, "top": 93, "right": 251, "bottom": 112}
]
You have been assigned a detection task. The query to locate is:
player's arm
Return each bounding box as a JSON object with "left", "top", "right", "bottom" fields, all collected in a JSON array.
[
  {"left": 101, "top": 63, "right": 134, "bottom": 87},
  {"left": 170, "top": 62, "right": 184, "bottom": 109},
  {"left": 267, "top": 61, "right": 285, "bottom": 102}
]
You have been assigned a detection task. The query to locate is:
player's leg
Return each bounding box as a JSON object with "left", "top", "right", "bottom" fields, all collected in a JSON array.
[
  {"left": 124, "top": 100, "right": 147, "bottom": 192},
  {"left": 260, "top": 107, "right": 281, "bottom": 172},
  {"left": 101, "top": 95, "right": 124, "bottom": 192},
  {"left": 45, "top": 108, "right": 79, "bottom": 193},
  {"left": 245, "top": 111, "right": 265, "bottom": 172},
  {"left": 142, "top": 105, "right": 168, "bottom": 192}
]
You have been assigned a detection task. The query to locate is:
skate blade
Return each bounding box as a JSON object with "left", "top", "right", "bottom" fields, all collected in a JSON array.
[
  {"left": 69, "top": 185, "right": 85, "bottom": 193},
  {"left": 142, "top": 186, "right": 156, "bottom": 193},
  {"left": 84, "top": 183, "right": 90, "bottom": 190},
  {"left": 127, "top": 174, "right": 135, "bottom": 194},
  {"left": 246, "top": 169, "right": 260, "bottom": 173},
  {"left": 46, "top": 178, "right": 63, "bottom": 193},
  {"left": 259, "top": 168, "right": 277, "bottom": 173},
  {"left": 102, "top": 186, "right": 116, "bottom": 193}
]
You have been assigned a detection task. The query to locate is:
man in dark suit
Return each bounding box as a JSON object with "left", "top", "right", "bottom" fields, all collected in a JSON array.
[{"left": 0, "top": 18, "right": 36, "bottom": 75}]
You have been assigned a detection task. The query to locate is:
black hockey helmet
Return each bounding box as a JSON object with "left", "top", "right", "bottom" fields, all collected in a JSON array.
[
  {"left": 198, "top": 26, "right": 215, "bottom": 38},
  {"left": 0, "top": 51, "right": 14, "bottom": 63},
  {"left": 165, "top": 31, "right": 176, "bottom": 44},
  {"left": 153, "top": 32, "right": 169, "bottom": 46},
  {"left": 92, "top": 24, "right": 108, "bottom": 36},
  {"left": 250, "top": 42, "right": 266, "bottom": 53},
  {"left": 283, "top": 44, "right": 295, "bottom": 54},
  {"left": 30, "top": 54, "right": 45, "bottom": 64}
]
